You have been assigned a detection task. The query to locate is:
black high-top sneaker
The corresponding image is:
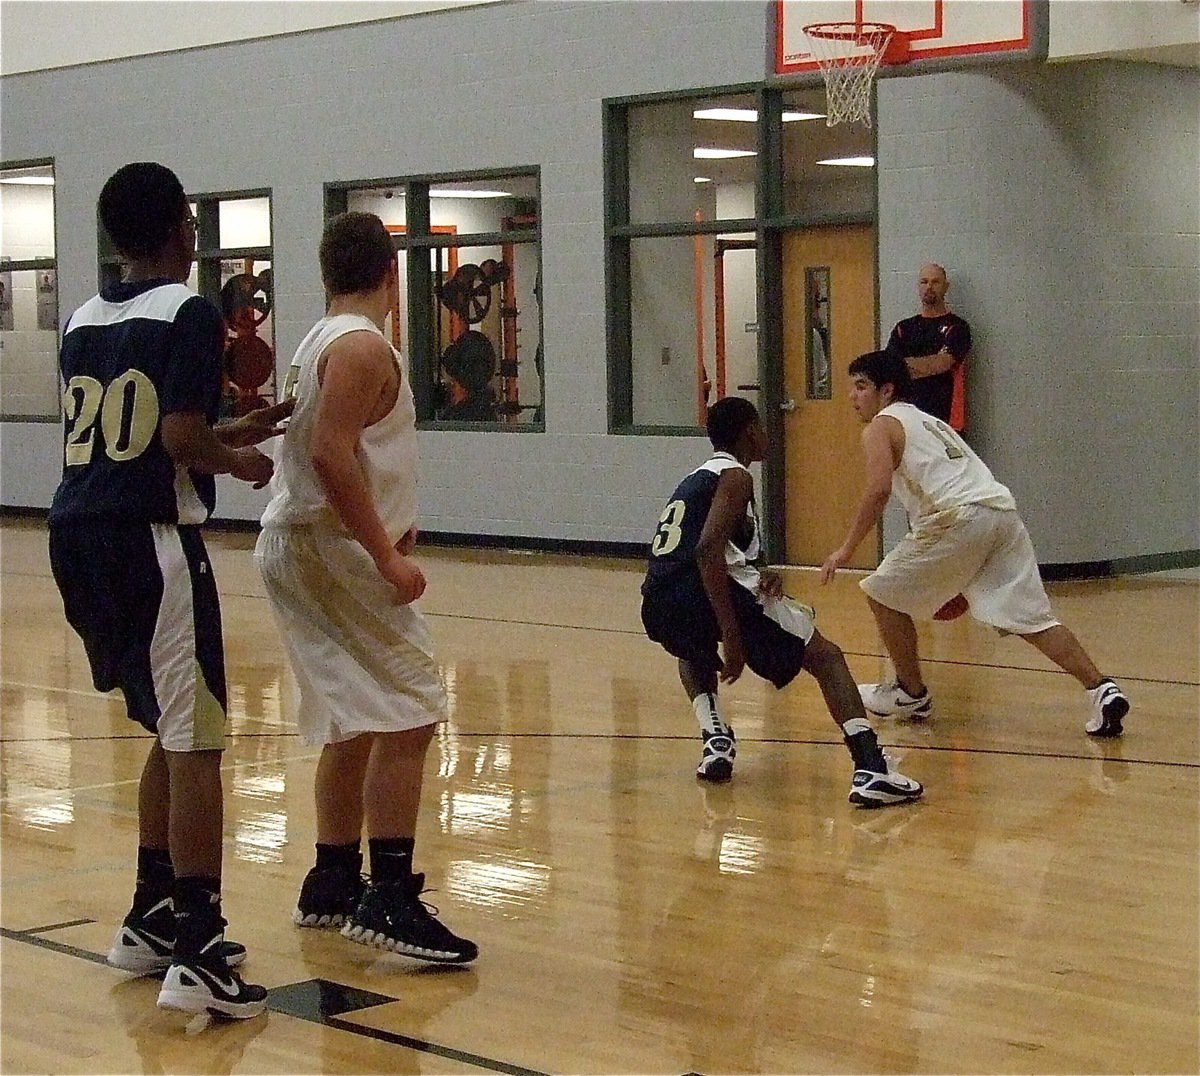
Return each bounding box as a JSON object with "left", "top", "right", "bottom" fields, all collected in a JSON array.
[
  {"left": 293, "top": 866, "right": 367, "bottom": 928},
  {"left": 341, "top": 873, "right": 478, "bottom": 964},
  {"left": 108, "top": 891, "right": 246, "bottom": 974},
  {"left": 158, "top": 899, "right": 266, "bottom": 1019}
]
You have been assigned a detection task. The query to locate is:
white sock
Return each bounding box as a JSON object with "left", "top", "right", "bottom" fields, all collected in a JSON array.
[
  {"left": 691, "top": 692, "right": 725, "bottom": 737},
  {"left": 842, "top": 717, "right": 871, "bottom": 737}
]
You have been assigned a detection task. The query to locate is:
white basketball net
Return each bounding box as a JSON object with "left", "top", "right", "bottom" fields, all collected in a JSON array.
[{"left": 802, "top": 22, "right": 895, "bottom": 127}]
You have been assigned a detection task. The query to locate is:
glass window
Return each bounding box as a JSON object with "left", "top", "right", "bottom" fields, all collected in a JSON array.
[
  {"left": 334, "top": 171, "right": 543, "bottom": 428},
  {"left": 0, "top": 161, "right": 58, "bottom": 420},
  {"left": 781, "top": 87, "right": 874, "bottom": 218},
  {"left": 105, "top": 190, "right": 278, "bottom": 418},
  {"left": 629, "top": 93, "right": 759, "bottom": 225},
  {"left": 607, "top": 92, "right": 761, "bottom": 431},
  {"left": 607, "top": 87, "right": 875, "bottom": 433},
  {"left": 628, "top": 231, "right": 757, "bottom": 428}
]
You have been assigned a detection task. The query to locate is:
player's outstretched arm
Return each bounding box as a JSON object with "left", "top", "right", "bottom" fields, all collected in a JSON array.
[
  {"left": 161, "top": 411, "right": 274, "bottom": 487},
  {"left": 820, "top": 418, "right": 901, "bottom": 584},
  {"left": 215, "top": 398, "right": 295, "bottom": 447}
]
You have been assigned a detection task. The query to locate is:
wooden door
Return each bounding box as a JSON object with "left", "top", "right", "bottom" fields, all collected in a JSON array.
[{"left": 781, "top": 224, "right": 877, "bottom": 567}]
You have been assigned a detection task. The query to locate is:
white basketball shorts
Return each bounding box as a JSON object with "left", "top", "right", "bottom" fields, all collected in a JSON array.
[
  {"left": 860, "top": 505, "right": 1059, "bottom": 635},
  {"left": 255, "top": 525, "right": 448, "bottom": 746}
]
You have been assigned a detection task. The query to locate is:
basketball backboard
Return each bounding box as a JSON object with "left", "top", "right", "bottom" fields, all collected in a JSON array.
[{"left": 775, "top": 0, "right": 1042, "bottom": 75}]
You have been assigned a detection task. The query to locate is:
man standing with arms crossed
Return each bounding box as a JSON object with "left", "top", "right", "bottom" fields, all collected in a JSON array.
[{"left": 885, "top": 263, "right": 971, "bottom": 433}]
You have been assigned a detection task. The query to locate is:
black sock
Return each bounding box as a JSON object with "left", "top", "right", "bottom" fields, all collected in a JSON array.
[
  {"left": 134, "top": 846, "right": 174, "bottom": 902},
  {"left": 173, "top": 876, "right": 223, "bottom": 960},
  {"left": 315, "top": 841, "right": 362, "bottom": 875},
  {"left": 842, "top": 718, "right": 887, "bottom": 772},
  {"left": 369, "top": 837, "right": 415, "bottom": 884}
]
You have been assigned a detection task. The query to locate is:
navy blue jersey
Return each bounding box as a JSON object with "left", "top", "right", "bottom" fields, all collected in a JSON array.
[
  {"left": 642, "top": 452, "right": 759, "bottom": 595},
  {"left": 48, "top": 279, "right": 225, "bottom": 525}
]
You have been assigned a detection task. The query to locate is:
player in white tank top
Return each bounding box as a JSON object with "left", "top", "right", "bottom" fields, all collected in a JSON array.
[
  {"left": 254, "top": 211, "right": 476, "bottom": 964},
  {"left": 820, "top": 350, "right": 1130, "bottom": 741},
  {"left": 876, "top": 401, "right": 1015, "bottom": 523},
  {"left": 263, "top": 312, "right": 417, "bottom": 542}
]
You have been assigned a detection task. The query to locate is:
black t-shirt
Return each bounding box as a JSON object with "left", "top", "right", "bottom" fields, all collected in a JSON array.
[
  {"left": 884, "top": 312, "right": 971, "bottom": 423},
  {"left": 49, "top": 279, "right": 225, "bottom": 525}
]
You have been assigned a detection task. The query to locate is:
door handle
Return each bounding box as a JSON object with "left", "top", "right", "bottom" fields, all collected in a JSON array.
[{"left": 780, "top": 398, "right": 796, "bottom": 412}]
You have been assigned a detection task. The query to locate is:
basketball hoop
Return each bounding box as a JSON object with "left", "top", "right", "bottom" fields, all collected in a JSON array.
[{"left": 801, "top": 21, "right": 906, "bottom": 127}]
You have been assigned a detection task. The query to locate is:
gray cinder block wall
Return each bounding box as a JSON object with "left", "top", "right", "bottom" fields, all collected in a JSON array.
[
  {"left": 878, "top": 60, "right": 1199, "bottom": 563},
  {"left": 2, "top": 2, "right": 1195, "bottom": 564}
]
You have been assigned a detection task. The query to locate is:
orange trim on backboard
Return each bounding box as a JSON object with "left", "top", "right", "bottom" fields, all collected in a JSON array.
[{"left": 775, "top": 0, "right": 1028, "bottom": 75}]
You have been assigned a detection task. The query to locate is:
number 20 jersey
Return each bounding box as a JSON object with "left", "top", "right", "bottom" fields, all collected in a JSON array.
[
  {"left": 48, "top": 279, "right": 225, "bottom": 526},
  {"left": 642, "top": 451, "right": 761, "bottom": 597}
]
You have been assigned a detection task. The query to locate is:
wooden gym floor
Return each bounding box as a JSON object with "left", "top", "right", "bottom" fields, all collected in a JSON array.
[{"left": 1, "top": 515, "right": 1197, "bottom": 1075}]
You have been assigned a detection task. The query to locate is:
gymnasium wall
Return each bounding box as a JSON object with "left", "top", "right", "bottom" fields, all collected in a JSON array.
[
  {"left": 878, "top": 59, "right": 1200, "bottom": 563},
  {"left": 1, "top": 1, "right": 1195, "bottom": 563},
  {"left": 0, "top": 0, "right": 766, "bottom": 544}
]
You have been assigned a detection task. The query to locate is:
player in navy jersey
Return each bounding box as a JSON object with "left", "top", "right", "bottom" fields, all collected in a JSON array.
[
  {"left": 641, "top": 396, "right": 923, "bottom": 807},
  {"left": 47, "top": 163, "right": 291, "bottom": 1019}
]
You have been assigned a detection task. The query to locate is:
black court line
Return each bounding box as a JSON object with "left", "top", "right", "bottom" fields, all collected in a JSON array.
[
  {"left": 1, "top": 729, "right": 1196, "bottom": 770},
  {"left": 321, "top": 1014, "right": 546, "bottom": 1076},
  {"left": 418, "top": 611, "right": 1200, "bottom": 688},
  {"left": 0, "top": 923, "right": 111, "bottom": 967},
  {"left": 21, "top": 917, "right": 95, "bottom": 934},
  {"left": 0, "top": 927, "right": 548, "bottom": 1076},
  {"left": 438, "top": 731, "right": 1200, "bottom": 770}
]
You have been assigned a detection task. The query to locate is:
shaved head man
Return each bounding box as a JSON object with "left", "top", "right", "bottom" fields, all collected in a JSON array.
[{"left": 884, "top": 263, "right": 972, "bottom": 432}]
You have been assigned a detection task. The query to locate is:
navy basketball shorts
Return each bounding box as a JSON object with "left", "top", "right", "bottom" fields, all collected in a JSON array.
[
  {"left": 641, "top": 576, "right": 808, "bottom": 689},
  {"left": 49, "top": 521, "right": 228, "bottom": 751}
]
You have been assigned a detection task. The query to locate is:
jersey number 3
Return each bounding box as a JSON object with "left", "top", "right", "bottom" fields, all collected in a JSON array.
[
  {"left": 651, "top": 499, "right": 686, "bottom": 556},
  {"left": 62, "top": 371, "right": 160, "bottom": 466}
]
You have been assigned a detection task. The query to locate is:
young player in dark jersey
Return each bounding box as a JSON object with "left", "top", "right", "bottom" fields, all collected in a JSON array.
[
  {"left": 640, "top": 396, "right": 923, "bottom": 807},
  {"left": 48, "top": 162, "right": 292, "bottom": 1019}
]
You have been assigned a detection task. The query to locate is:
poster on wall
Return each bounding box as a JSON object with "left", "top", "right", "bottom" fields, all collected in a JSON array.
[
  {"left": 36, "top": 269, "right": 57, "bottom": 331},
  {"left": 0, "top": 262, "right": 13, "bottom": 331}
]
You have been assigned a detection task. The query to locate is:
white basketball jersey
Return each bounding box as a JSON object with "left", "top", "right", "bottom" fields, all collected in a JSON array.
[
  {"left": 262, "top": 313, "right": 418, "bottom": 543},
  {"left": 880, "top": 402, "right": 1016, "bottom": 521}
]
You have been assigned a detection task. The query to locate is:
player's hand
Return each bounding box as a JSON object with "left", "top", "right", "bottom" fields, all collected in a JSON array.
[
  {"left": 394, "top": 526, "right": 418, "bottom": 556},
  {"left": 229, "top": 446, "right": 274, "bottom": 488},
  {"left": 718, "top": 637, "right": 746, "bottom": 684},
  {"left": 377, "top": 548, "right": 426, "bottom": 604},
  {"left": 218, "top": 399, "right": 296, "bottom": 447},
  {"left": 758, "top": 570, "right": 784, "bottom": 601},
  {"left": 819, "top": 547, "right": 851, "bottom": 585}
]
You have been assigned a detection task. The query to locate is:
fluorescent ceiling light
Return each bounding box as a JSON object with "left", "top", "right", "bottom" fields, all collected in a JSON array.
[
  {"left": 693, "top": 148, "right": 756, "bottom": 160},
  {"left": 0, "top": 175, "right": 55, "bottom": 185},
  {"left": 694, "top": 107, "right": 823, "bottom": 122},
  {"left": 428, "top": 189, "right": 513, "bottom": 199},
  {"left": 694, "top": 107, "right": 756, "bottom": 122},
  {"left": 817, "top": 156, "right": 875, "bottom": 167},
  {"left": 694, "top": 177, "right": 712, "bottom": 184}
]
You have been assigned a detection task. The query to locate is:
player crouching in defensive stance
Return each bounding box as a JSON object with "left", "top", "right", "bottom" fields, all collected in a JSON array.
[
  {"left": 820, "top": 349, "right": 1129, "bottom": 737},
  {"left": 640, "top": 397, "right": 923, "bottom": 808}
]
